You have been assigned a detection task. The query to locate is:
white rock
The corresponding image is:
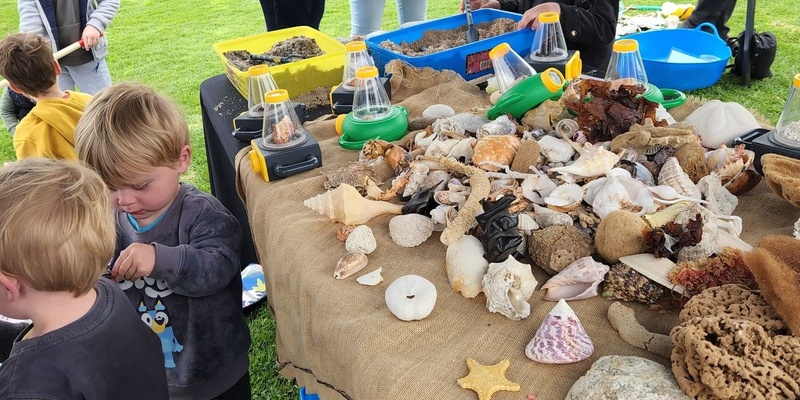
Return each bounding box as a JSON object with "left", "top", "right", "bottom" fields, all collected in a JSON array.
[
  {"left": 565, "top": 356, "right": 690, "bottom": 400},
  {"left": 422, "top": 104, "right": 455, "bottom": 119},
  {"left": 345, "top": 225, "right": 377, "bottom": 254}
]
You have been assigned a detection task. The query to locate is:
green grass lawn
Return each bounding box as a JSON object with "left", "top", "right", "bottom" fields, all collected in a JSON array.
[{"left": 1, "top": 0, "right": 798, "bottom": 398}]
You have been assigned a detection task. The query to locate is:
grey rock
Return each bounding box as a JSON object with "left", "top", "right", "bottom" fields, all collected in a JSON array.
[{"left": 565, "top": 356, "right": 689, "bottom": 400}]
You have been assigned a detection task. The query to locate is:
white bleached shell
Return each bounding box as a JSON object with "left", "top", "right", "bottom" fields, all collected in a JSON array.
[
  {"left": 448, "top": 113, "right": 490, "bottom": 134},
  {"left": 565, "top": 356, "right": 690, "bottom": 400},
  {"left": 422, "top": 104, "right": 455, "bottom": 119},
  {"left": 424, "top": 138, "right": 460, "bottom": 158},
  {"left": 532, "top": 204, "right": 573, "bottom": 227},
  {"left": 647, "top": 185, "right": 708, "bottom": 206},
  {"left": 525, "top": 299, "right": 594, "bottom": 363},
  {"left": 549, "top": 143, "right": 622, "bottom": 182},
  {"left": 344, "top": 225, "right": 377, "bottom": 254},
  {"left": 517, "top": 213, "right": 539, "bottom": 234},
  {"left": 477, "top": 115, "right": 517, "bottom": 139},
  {"left": 356, "top": 268, "right": 384, "bottom": 286},
  {"left": 583, "top": 170, "right": 656, "bottom": 219},
  {"left": 538, "top": 135, "right": 575, "bottom": 163},
  {"left": 432, "top": 117, "right": 465, "bottom": 137},
  {"left": 697, "top": 174, "right": 738, "bottom": 216},
  {"left": 489, "top": 90, "right": 502, "bottom": 105},
  {"left": 430, "top": 204, "right": 458, "bottom": 231},
  {"left": 445, "top": 235, "right": 489, "bottom": 298},
  {"left": 657, "top": 157, "right": 702, "bottom": 199},
  {"left": 684, "top": 100, "right": 761, "bottom": 148},
  {"left": 423, "top": 170, "right": 450, "bottom": 192},
  {"left": 447, "top": 137, "right": 476, "bottom": 164},
  {"left": 402, "top": 163, "right": 431, "bottom": 198},
  {"left": 674, "top": 204, "right": 718, "bottom": 262},
  {"left": 389, "top": 214, "right": 435, "bottom": 247},
  {"left": 385, "top": 275, "right": 437, "bottom": 321},
  {"left": 541, "top": 256, "right": 610, "bottom": 301},
  {"left": 481, "top": 257, "right": 538, "bottom": 321},
  {"left": 521, "top": 173, "right": 558, "bottom": 204},
  {"left": 334, "top": 252, "right": 368, "bottom": 279},
  {"left": 544, "top": 183, "right": 584, "bottom": 212}
]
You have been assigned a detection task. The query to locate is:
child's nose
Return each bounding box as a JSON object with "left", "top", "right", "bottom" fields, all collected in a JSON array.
[{"left": 115, "top": 189, "right": 136, "bottom": 206}]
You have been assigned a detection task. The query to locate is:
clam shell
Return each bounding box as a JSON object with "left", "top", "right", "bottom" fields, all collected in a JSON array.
[
  {"left": 544, "top": 183, "right": 584, "bottom": 213},
  {"left": 549, "top": 143, "right": 621, "bottom": 182},
  {"left": 356, "top": 267, "right": 384, "bottom": 286},
  {"left": 525, "top": 299, "right": 594, "bottom": 364},
  {"left": 344, "top": 225, "right": 377, "bottom": 255},
  {"left": 517, "top": 212, "right": 539, "bottom": 233},
  {"left": 540, "top": 257, "right": 610, "bottom": 301},
  {"left": 657, "top": 157, "right": 702, "bottom": 199},
  {"left": 389, "top": 214, "right": 435, "bottom": 247},
  {"left": 538, "top": 135, "right": 575, "bottom": 164},
  {"left": 422, "top": 104, "right": 455, "bottom": 119},
  {"left": 481, "top": 257, "right": 538, "bottom": 321},
  {"left": 472, "top": 135, "right": 521, "bottom": 172},
  {"left": 334, "top": 252, "right": 368, "bottom": 279},
  {"left": 521, "top": 173, "right": 558, "bottom": 204}
]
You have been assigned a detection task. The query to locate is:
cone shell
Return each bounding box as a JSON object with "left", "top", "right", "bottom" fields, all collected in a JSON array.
[
  {"left": 525, "top": 299, "right": 594, "bottom": 363},
  {"left": 304, "top": 184, "right": 403, "bottom": 225},
  {"left": 657, "top": 157, "right": 701, "bottom": 199},
  {"left": 482, "top": 256, "right": 538, "bottom": 321},
  {"left": 544, "top": 183, "right": 584, "bottom": 212},
  {"left": 541, "top": 257, "right": 610, "bottom": 301},
  {"left": 472, "top": 135, "right": 521, "bottom": 172},
  {"left": 389, "top": 214, "right": 435, "bottom": 247},
  {"left": 334, "top": 252, "right": 368, "bottom": 279}
]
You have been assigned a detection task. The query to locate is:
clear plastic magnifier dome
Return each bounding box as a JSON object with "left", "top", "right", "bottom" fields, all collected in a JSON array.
[
  {"left": 775, "top": 73, "right": 800, "bottom": 147},
  {"left": 246, "top": 65, "right": 279, "bottom": 117},
  {"left": 261, "top": 89, "right": 307, "bottom": 149},
  {"left": 352, "top": 66, "right": 393, "bottom": 121},
  {"left": 342, "top": 41, "right": 376, "bottom": 90},
  {"left": 490, "top": 42, "right": 536, "bottom": 93},
  {"left": 604, "top": 39, "right": 648, "bottom": 89},
  {"left": 529, "top": 12, "right": 569, "bottom": 62}
]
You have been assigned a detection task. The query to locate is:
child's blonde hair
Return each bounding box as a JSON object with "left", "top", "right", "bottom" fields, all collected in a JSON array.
[
  {"left": 0, "top": 33, "right": 57, "bottom": 97},
  {"left": 0, "top": 158, "right": 115, "bottom": 295},
  {"left": 74, "top": 82, "right": 190, "bottom": 188}
]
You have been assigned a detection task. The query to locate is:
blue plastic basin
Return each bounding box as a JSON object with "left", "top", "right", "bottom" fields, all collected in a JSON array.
[
  {"left": 625, "top": 23, "right": 732, "bottom": 91},
  {"left": 365, "top": 9, "right": 535, "bottom": 80}
]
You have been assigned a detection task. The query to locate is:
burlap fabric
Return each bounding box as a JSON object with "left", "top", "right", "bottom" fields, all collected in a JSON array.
[{"left": 235, "top": 62, "right": 800, "bottom": 399}]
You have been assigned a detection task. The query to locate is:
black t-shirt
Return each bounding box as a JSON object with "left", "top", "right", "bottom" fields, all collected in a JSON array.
[{"left": 0, "top": 279, "right": 169, "bottom": 400}]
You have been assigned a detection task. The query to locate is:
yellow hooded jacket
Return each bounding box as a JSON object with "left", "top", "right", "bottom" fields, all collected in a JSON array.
[{"left": 13, "top": 90, "right": 92, "bottom": 160}]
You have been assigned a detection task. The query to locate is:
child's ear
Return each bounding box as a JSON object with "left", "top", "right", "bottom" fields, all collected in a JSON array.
[
  {"left": 53, "top": 60, "right": 62, "bottom": 76},
  {"left": 176, "top": 145, "right": 192, "bottom": 174},
  {"left": 0, "top": 273, "right": 21, "bottom": 303}
]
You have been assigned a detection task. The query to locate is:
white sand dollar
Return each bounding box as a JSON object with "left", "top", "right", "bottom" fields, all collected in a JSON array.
[{"left": 384, "top": 275, "right": 437, "bottom": 321}]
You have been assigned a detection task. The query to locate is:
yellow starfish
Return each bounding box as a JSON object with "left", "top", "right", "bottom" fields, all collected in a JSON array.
[{"left": 457, "top": 358, "right": 520, "bottom": 400}]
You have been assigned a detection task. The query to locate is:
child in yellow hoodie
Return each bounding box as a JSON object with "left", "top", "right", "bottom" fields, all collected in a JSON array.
[{"left": 0, "top": 32, "right": 92, "bottom": 160}]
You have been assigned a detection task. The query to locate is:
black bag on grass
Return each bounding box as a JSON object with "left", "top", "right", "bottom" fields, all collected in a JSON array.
[{"left": 728, "top": 30, "right": 777, "bottom": 79}]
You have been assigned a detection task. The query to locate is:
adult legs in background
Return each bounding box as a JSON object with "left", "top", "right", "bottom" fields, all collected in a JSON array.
[
  {"left": 680, "top": 0, "right": 738, "bottom": 40},
  {"left": 274, "top": 0, "right": 325, "bottom": 30},
  {"left": 258, "top": 0, "right": 279, "bottom": 30},
  {"left": 59, "top": 59, "right": 112, "bottom": 95},
  {"left": 350, "top": 0, "right": 386, "bottom": 36},
  {"left": 396, "top": 0, "right": 428, "bottom": 25}
]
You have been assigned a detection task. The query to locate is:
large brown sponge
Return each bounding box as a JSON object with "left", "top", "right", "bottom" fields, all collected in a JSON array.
[
  {"left": 761, "top": 153, "right": 800, "bottom": 208},
  {"left": 594, "top": 210, "right": 648, "bottom": 264},
  {"left": 744, "top": 235, "right": 800, "bottom": 335}
]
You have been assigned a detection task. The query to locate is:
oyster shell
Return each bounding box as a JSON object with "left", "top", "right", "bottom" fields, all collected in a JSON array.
[
  {"left": 540, "top": 257, "right": 610, "bottom": 301},
  {"left": 472, "top": 135, "right": 521, "bottom": 172},
  {"left": 388, "top": 214, "right": 435, "bottom": 247},
  {"left": 482, "top": 257, "right": 538, "bottom": 321},
  {"left": 525, "top": 299, "right": 594, "bottom": 364}
]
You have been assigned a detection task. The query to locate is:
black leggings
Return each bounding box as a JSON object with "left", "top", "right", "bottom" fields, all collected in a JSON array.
[
  {"left": 212, "top": 373, "right": 251, "bottom": 400},
  {"left": 258, "top": 0, "right": 326, "bottom": 31}
]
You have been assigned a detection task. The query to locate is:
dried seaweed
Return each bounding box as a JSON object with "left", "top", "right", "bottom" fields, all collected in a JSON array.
[
  {"left": 643, "top": 213, "right": 703, "bottom": 262},
  {"left": 669, "top": 247, "right": 757, "bottom": 296}
]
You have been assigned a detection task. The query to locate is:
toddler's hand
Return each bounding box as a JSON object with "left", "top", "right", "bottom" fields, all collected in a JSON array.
[
  {"left": 112, "top": 243, "right": 156, "bottom": 281},
  {"left": 518, "top": 2, "right": 561, "bottom": 30},
  {"left": 81, "top": 26, "right": 102, "bottom": 50}
]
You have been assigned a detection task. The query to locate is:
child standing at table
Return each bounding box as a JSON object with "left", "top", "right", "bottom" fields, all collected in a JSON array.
[
  {"left": 0, "top": 158, "right": 169, "bottom": 399},
  {"left": 0, "top": 32, "right": 91, "bottom": 159},
  {"left": 74, "top": 82, "right": 251, "bottom": 400}
]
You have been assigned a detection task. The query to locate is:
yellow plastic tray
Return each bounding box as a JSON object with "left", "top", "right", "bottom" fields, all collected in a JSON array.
[{"left": 213, "top": 27, "right": 346, "bottom": 99}]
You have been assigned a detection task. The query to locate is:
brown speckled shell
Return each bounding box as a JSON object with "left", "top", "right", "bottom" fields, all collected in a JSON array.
[{"left": 601, "top": 263, "right": 665, "bottom": 304}]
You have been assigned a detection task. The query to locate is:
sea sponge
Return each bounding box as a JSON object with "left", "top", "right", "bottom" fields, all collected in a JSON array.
[
  {"left": 669, "top": 247, "right": 756, "bottom": 296},
  {"left": 594, "top": 210, "right": 648, "bottom": 264},
  {"left": 528, "top": 224, "right": 593, "bottom": 275},
  {"left": 509, "top": 139, "right": 541, "bottom": 174},
  {"left": 761, "top": 153, "right": 800, "bottom": 208},
  {"left": 673, "top": 142, "right": 710, "bottom": 184},
  {"left": 744, "top": 235, "right": 800, "bottom": 335},
  {"left": 671, "top": 285, "right": 800, "bottom": 400}
]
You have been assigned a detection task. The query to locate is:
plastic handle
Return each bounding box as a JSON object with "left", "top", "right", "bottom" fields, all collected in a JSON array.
[
  {"left": 273, "top": 155, "right": 319, "bottom": 178},
  {"left": 694, "top": 22, "right": 722, "bottom": 40}
]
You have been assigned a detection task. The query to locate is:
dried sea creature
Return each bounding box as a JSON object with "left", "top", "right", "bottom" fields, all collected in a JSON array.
[
  {"left": 446, "top": 235, "right": 489, "bottom": 298},
  {"left": 457, "top": 359, "right": 521, "bottom": 400},
  {"left": 674, "top": 142, "right": 710, "bottom": 184},
  {"left": 607, "top": 303, "right": 673, "bottom": 358},
  {"left": 549, "top": 143, "right": 621, "bottom": 182},
  {"left": 323, "top": 163, "right": 377, "bottom": 195},
  {"left": 356, "top": 267, "right": 384, "bottom": 286},
  {"left": 344, "top": 225, "right": 377, "bottom": 255},
  {"left": 472, "top": 134, "right": 521, "bottom": 172},
  {"left": 271, "top": 115, "right": 296, "bottom": 144},
  {"left": 610, "top": 119, "right": 697, "bottom": 154},
  {"left": 304, "top": 184, "right": 403, "bottom": 225},
  {"left": 384, "top": 275, "right": 437, "bottom": 321},
  {"left": 388, "top": 214, "right": 435, "bottom": 247},
  {"left": 361, "top": 139, "right": 411, "bottom": 173},
  {"left": 669, "top": 247, "right": 755, "bottom": 296},
  {"left": 334, "top": 252, "right": 368, "bottom": 279},
  {"left": 683, "top": 99, "right": 761, "bottom": 148},
  {"left": 540, "top": 256, "right": 610, "bottom": 301},
  {"left": 482, "top": 256, "right": 538, "bottom": 320},
  {"left": 525, "top": 299, "right": 594, "bottom": 364}
]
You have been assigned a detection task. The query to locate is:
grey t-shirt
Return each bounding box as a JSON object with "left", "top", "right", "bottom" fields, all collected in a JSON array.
[{"left": 55, "top": 0, "right": 93, "bottom": 66}]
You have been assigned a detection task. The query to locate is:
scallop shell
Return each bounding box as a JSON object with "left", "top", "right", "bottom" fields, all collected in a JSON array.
[
  {"left": 481, "top": 256, "right": 538, "bottom": 321},
  {"left": 544, "top": 183, "right": 584, "bottom": 212},
  {"left": 356, "top": 267, "right": 384, "bottom": 286},
  {"left": 344, "top": 225, "right": 377, "bottom": 254},
  {"left": 521, "top": 173, "right": 558, "bottom": 204},
  {"left": 334, "top": 252, "right": 368, "bottom": 279},
  {"left": 525, "top": 299, "right": 594, "bottom": 364},
  {"left": 304, "top": 184, "right": 403, "bottom": 225},
  {"left": 472, "top": 135, "right": 521, "bottom": 172},
  {"left": 549, "top": 143, "right": 621, "bottom": 182},
  {"left": 389, "top": 214, "right": 435, "bottom": 247},
  {"left": 517, "top": 212, "right": 539, "bottom": 234},
  {"left": 657, "top": 157, "right": 702, "bottom": 199},
  {"left": 538, "top": 135, "right": 575, "bottom": 164},
  {"left": 540, "top": 257, "right": 610, "bottom": 301}
]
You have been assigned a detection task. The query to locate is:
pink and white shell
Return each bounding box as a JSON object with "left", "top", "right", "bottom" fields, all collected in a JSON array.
[{"left": 525, "top": 299, "right": 594, "bottom": 364}]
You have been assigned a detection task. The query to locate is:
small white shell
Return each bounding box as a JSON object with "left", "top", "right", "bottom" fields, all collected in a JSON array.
[
  {"left": 532, "top": 204, "right": 573, "bottom": 228},
  {"left": 517, "top": 213, "right": 539, "bottom": 234},
  {"left": 385, "top": 275, "right": 437, "bottom": 321},
  {"left": 334, "top": 252, "right": 368, "bottom": 279},
  {"left": 344, "top": 225, "right": 377, "bottom": 255},
  {"left": 525, "top": 299, "right": 594, "bottom": 363},
  {"left": 424, "top": 139, "right": 460, "bottom": 158},
  {"left": 544, "top": 183, "right": 584, "bottom": 212},
  {"left": 481, "top": 257, "right": 538, "bottom": 321},
  {"left": 447, "top": 137, "right": 476, "bottom": 164},
  {"left": 540, "top": 257, "right": 610, "bottom": 301},
  {"left": 389, "top": 214, "right": 435, "bottom": 247},
  {"left": 402, "top": 163, "right": 431, "bottom": 198},
  {"left": 538, "top": 135, "right": 575, "bottom": 164},
  {"left": 422, "top": 104, "right": 455, "bottom": 119},
  {"left": 356, "top": 268, "right": 384, "bottom": 286},
  {"left": 521, "top": 173, "right": 558, "bottom": 204},
  {"left": 549, "top": 144, "right": 621, "bottom": 182}
]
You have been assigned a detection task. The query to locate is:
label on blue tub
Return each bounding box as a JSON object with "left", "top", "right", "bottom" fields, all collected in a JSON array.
[{"left": 466, "top": 50, "right": 493, "bottom": 75}]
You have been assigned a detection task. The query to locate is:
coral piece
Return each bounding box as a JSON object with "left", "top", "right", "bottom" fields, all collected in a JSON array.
[
  {"left": 356, "top": 268, "right": 384, "bottom": 286},
  {"left": 562, "top": 79, "right": 663, "bottom": 144},
  {"left": 323, "top": 163, "right": 378, "bottom": 195},
  {"left": 472, "top": 134, "right": 521, "bottom": 172},
  {"left": 745, "top": 235, "right": 800, "bottom": 335},
  {"left": 540, "top": 256, "right": 609, "bottom": 301},
  {"left": 525, "top": 299, "right": 594, "bottom": 364},
  {"left": 446, "top": 235, "right": 490, "bottom": 298},
  {"left": 671, "top": 285, "right": 800, "bottom": 400},
  {"left": 761, "top": 153, "right": 800, "bottom": 208},
  {"left": 385, "top": 275, "right": 437, "bottom": 321},
  {"left": 521, "top": 100, "right": 564, "bottom": 131},
  {"left": 670, "top": 247, "right": 756, "bottom": 296},
  {"left": 334, "top": 252, "right": 368, "bottom": 279},
  {"left": 683, "top": 99, "right": 761, "bottom": 148},
  {"left": 643, "top": 201, "right": 692, "bottom": 228},
  {"left": 457, "top": 359, "right": 521, "bottom": 400},
  {"left": 673, "top": 142, "right": 709, "bottom": 183},
  {"left": 304, "top": 184, "right": 403, "bottom": 225},
  {"left": 566, "top": 356, "right": 689, "bottom": 400},
  {"left": 550, "top": 143, "right": 621, "bottom": 182},
  {"left": 607, "top": 302, "right": 673, "bottom": 358},
  {"left": 609, "top": 119, "right": 697, "bottom": 154},
  {"left": 510, "top": 139, "right": 541, "bottom": 173},
  {"left": 344, "top": 225, "right": 377, "bottom": 255},
  {"left": 388, "top": 214, "right": 435, "bottom": 248},
  {"left": 476, "top": 196, "right": 523, "bottom": 263},
  {"left": 482, "top": 256, "right": 538, "bottom": 320},
  {"left": 602, "top": 263, "right": 665, "bottom": 304},
  {"left": 697, "top": 174, "right": 738, "bottom": 216},
  {"left": 594, "top": 210, "right": 648, "bottom": 264},
  {"left": 528, "top": 225, "right": 593, "bottom": 275}
]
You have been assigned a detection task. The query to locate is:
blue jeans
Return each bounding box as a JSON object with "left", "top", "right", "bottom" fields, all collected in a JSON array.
[
  {"left": 350, "top": 0, "right": 428, "bottom": 36},
  {"left": 58, "top": 58, "right": 112, "bottom": 95}
]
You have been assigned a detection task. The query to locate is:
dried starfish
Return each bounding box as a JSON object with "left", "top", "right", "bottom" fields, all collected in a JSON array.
[{"left": 457, "top": 359, "right": 520, "bottom": 400}]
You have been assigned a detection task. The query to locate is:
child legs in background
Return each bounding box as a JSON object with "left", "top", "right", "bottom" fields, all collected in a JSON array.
[{"left": 58, "top": 59, "right": 112, "bottom": 95}]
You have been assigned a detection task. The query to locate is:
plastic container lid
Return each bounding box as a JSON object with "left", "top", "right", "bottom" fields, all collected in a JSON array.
[
  {"left": 613, "top": 39, "right": 639, "bottom": 53},
  {"left": 356, "top": 66, "right": 379, "bottom": 79},
  {"left": 265, "top": 89, "right": 289, "bottom": 103},
  {"left": 346, "top": 41, "right": 367, "bottom": 52},
  {"left": 539, "top": 12, "right": 559, "bottom": 23},
  {"left": 490, "top": 42, "right": 536, "bottom": 93},
  {"left": 793, "top": 73, "right": 800, "bottom": 88},
  {"left": 489, "top": 43, "right": 511, "bottom": 60},
  {"left": 248, "top": 65, "right": 271, "bottom": 76}
]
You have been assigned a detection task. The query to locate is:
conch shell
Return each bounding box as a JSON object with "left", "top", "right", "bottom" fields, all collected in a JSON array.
[
  {"left": 481, "top": 256, "right": 538, "bottom": 321},
  {"left": 540, "top": 257, "right": 610, "bottom": 301},
  {"left": 549, "top": 143, "right": 621, "bottom": 182},
  {"left": 304, "top": 184, "right": 403, "bottom": 225},
  {"left": 472, "top": 135, "right": 521, "bottom": 172}
]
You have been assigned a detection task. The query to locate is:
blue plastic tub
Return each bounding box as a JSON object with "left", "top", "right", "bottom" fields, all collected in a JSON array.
[
  {"left": 299, "top": 387, "right": 320, "bottom": 400},
  {"left": 365, "top": 9, "right": 536, "bottom": 80},
  {"left": 624, "top": 23, "right": 732, "bottom": 91}
]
